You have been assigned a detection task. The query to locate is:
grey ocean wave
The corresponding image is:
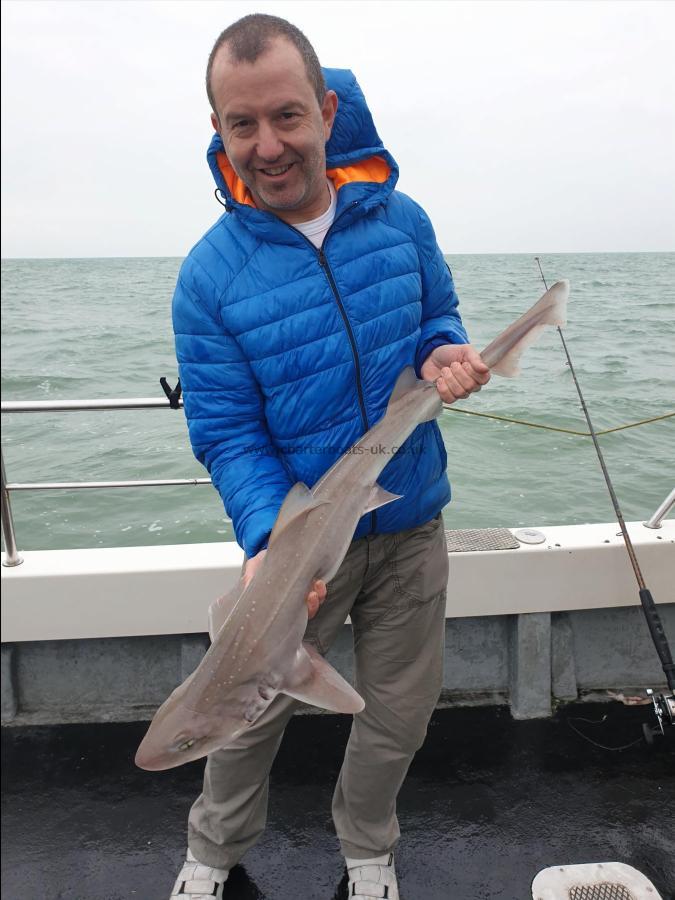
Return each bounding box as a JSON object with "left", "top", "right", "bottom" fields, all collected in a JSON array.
[{"left": 1, "top": 252, "right": 674, "bottom": 551}]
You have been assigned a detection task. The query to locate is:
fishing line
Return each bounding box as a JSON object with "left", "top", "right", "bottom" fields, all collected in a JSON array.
[
  {"left": 535, "top": 257, "right": 675, "bottom": 696},
  {"left": 566, "top": 715, "right": 644, "bottom": 752},
  {"left": 442, "top": 405, "right": 674, "bottom": 436}
]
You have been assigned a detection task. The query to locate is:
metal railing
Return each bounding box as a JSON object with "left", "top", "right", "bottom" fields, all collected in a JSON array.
[
  {"left": 2, "top": 396, "right": 674, "bottom": 568},
  {"left": 644, "top": 488, "right": 675, "bottom": 530},
  {"left": 1, "top": 398, "right": 185, "bottom": 413},
  {"left": 1, "top": 396, "right": 211, "bottom": 567}
]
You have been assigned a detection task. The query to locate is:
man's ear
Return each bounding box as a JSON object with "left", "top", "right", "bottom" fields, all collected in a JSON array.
[
  {"left": 211, "top": 112, "right": 221, "bottom": 134},
  {"left": 321, "top": 90, "right": 338, "bottom": 141}
]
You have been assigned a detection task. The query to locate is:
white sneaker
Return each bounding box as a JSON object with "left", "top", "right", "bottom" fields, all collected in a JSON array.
[
  {"left": 345, "top": 853, "right": 399, "bottom": 900},
  {"left": 170, "top": 849, "right": 229, "bottom": 899}
]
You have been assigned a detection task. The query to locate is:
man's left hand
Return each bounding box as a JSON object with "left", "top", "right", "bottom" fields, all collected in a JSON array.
[{"left": 421, "top": 343, "right": 490, "bottom": 404}]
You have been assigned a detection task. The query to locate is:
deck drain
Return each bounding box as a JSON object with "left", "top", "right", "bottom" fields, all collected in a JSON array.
[
  {"left": 569, "top": 886, "right": 634, "bottom": 900},
  {"left": 532, "top": 863, "right": 661, "bottom": 900},
  {"left": 444, "top": 527, "right": 520, "bottom": 553}
]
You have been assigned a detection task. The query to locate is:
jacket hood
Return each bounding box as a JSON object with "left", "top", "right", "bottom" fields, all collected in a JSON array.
[{"left": 206, "top": 67, "right": 399, "bottom": 214}]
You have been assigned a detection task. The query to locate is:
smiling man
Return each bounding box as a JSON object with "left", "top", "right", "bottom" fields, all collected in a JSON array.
[
  {"left": 170, "top": 13, "right": 488, "bottom": 900},
  {"left": 208, "top": 36, "right": 338, "bottom": 222}
]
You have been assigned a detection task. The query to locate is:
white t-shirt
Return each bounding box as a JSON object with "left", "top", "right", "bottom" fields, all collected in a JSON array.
[{"left": 294, "top": 179, "right": 337, "bottom": 249}]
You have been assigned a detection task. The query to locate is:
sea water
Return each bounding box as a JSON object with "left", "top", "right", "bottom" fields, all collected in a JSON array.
[{"left": 1, "top": 252, "right": 673, "bottom": 551}]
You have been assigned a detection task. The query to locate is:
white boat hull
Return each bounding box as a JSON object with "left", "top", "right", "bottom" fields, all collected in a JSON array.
[{"left": 2, "top": 520, "right": 673, "bottom": 724}]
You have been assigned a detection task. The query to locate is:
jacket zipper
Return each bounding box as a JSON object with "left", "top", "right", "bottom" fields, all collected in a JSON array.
[
  {"left": 279, "top": 204, "right": 369, "bottom": 435},
  {"left": 232, "top": 200, "right": 378, "bottom": 532},
  {"left": 293, "top": 211, "right": 377, "bottom": 532},
  {"left": 315, "top": 244, "right": 377, "bottom": 531},
  {"left": 316, "top": 247, "right": 369, "bottom": 435}
]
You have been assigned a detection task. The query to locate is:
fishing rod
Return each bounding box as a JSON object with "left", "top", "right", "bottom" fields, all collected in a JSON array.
[{"left": 535, "top": 257, "right": 674, "bottom": 742}]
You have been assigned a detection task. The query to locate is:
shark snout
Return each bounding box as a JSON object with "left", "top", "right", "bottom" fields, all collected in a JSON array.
[
  {"left": 135, "top": 698, "right": 250, "bottom": 771},
  {"left": 134, "top": 742, "right": 172, "bottom": 772},
  {"left": 135, "top": 728, "right": 209, "bottom": 771}
]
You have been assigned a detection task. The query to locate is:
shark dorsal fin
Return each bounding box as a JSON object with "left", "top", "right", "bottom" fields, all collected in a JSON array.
[
  {"left": 388, "top": 366, "right": 420, "bottom": 406},
  {"left": 268, "top": 483, "right": 331, "bottom": 549},
  {"left": 362, "top": 483, "right": 402, "bottom": 514}
]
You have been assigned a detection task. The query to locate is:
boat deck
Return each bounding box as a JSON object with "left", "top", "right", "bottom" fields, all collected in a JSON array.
[{"left": 2, "top": 704, "right": 674, "bottom": 900}]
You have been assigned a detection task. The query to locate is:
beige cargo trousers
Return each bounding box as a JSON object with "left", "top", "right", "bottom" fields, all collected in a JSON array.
[{"left": 188, "top": 513, "right": 449, "bottom": 867}]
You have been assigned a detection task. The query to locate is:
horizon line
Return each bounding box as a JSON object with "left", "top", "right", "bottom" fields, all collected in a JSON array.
[{"left": 2, "top": 248, "right": 674, "bottom": 262}]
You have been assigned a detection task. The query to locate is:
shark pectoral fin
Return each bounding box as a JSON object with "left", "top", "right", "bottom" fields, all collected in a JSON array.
[
  {"left": 208, "top": 578, "right": 246, "bottom": 641},
  {"left": 281, "top": 643, "right": 365, "bottom": 714},
  {"left": 268, "top": 483, "right": 332, "bottom": 548},
  {"left": 363, "top": 483, "right": 402, "bottom": 514}
]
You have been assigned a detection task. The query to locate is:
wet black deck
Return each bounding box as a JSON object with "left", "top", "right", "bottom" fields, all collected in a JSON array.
[{"left": 2, "top": 704, "right": 674, "bottom": 900}]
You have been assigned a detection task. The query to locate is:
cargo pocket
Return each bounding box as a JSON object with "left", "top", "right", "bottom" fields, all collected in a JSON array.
[{"left": 390, "top": 514, "right": 449, "bottom": 607}]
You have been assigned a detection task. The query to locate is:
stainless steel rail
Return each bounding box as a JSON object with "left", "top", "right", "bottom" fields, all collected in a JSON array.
[
  {"left": 1, "top": 395, "right": 195, "bottom": 567},
  {"left": 644, "top": 488, "right": 675, "bottom": 530},
  {"left": 2, "top": 453, "right": 23, "bottom": 567},
  {"left": 7, "top": 478, "right": 211, "bottom": 490},
  {"left": 1, "top": 398, "right": 183, "bottom": 413},
  {"left": 2, "top": 396, "right": 674, "bottom": 567}
]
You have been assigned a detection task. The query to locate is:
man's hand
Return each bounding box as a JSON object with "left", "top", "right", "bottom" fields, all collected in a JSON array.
[
  {"left": 420, "top": 343, "right": 490, "bottom": 404},
  {"left": 305, "top": 579, "right": 327, "bottom": 619},
  {"left": 243, "top": 549, "right": 327, "bottom": 619}
]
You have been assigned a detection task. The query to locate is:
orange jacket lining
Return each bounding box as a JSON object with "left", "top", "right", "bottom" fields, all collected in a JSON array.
[{"left": 216, "top": 153, "right": 390, "bottom": 209}]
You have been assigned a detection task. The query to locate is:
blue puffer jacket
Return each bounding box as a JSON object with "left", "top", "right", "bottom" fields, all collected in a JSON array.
[{"left": 173, "top": 68, "right": 469, "bottom": 558}]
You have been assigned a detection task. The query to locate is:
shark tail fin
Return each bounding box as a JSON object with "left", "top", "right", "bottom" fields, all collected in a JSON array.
[
  {"left": 208, "top": 578, "right": 247, "bottom": 641},
  {"left": 481, "top": 280, "right": 569, "bottom": 378},
  {"left": 281, "top": 642, "right": 365, "bottom": 714}
]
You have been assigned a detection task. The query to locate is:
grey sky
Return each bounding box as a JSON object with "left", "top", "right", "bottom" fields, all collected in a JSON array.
[{"left": 2, "top": 0, "right": 674, "bottom": 257}]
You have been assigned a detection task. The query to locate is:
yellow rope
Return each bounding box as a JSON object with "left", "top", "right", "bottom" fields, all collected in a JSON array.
[{"left": 442, "top": 406, "right": 675, "bottom": 437}]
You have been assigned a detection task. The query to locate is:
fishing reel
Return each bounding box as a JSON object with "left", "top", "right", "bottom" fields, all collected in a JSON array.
[{"left": 642, "top": 688, "right": 675, "bottom": 745}]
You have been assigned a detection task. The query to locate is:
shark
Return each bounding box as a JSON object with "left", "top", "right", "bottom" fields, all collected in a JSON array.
[
  {"left": 480, "top": 279, "right": 568, "bottom": 376},
  {"left": 135, "top": 279, "right": 568, "bottom": 771}
]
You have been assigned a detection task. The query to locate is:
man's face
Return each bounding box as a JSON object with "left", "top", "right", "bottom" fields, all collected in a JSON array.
[{"left": 210, "top": 38, "right": 338, "bottom": 224}]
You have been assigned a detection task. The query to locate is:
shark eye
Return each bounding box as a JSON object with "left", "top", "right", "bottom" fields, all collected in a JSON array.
[{"left": 177, "top": 738, "right": 195, "bottom": 752}]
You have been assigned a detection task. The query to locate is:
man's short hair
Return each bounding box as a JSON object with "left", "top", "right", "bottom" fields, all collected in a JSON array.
[{"left": 206, "top": 14, "right": 327, "bottom": 115}]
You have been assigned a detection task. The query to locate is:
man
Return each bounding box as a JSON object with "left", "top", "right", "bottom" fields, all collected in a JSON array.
[{"left": 171, "top": 14, "right": 489, "bottom": 900}]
